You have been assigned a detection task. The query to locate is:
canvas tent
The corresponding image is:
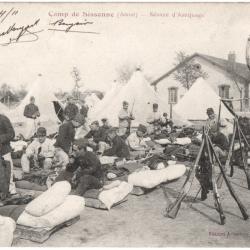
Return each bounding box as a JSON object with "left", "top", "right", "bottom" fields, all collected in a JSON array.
[
  {"left": 90, "top": 69, "right": 189, "bottom": 127},
  {"left": 85, "top": 93, "right": 100, "bottom": 110},
  {"left": 6, "top": 75, "right": 62, "bottom": 136},
  {"left": 0, "top": 102, "right": 8, "bottom": 115},
  {"left": 89, "top": 81, "right": 124, "bottom": 120},
  {"left": 173, "top": 78, "right": 234, "bottom": 121}
]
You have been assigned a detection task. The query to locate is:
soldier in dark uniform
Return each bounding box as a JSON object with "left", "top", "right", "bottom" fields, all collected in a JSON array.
[{"left": 23, "top": 96, "right": 40, "bottom": 139}]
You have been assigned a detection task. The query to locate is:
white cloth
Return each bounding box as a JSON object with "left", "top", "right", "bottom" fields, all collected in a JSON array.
[
  {"left": 0, "top": 216, "right": 16, "bottom": 246},
  {"left": 118, "top": 108, "right": 130, "bottom": 129},
  {"left": 3, "top": 153, "right": 16, "bottom": 194},
  {"left": 53, "top": 147, "right": 69, "bottom": 170},
  {"left": 25, "top": 181, "right": 71, "bottom": 217},
  {"left": 21, "top": 154, "right": 53, "bottom": 173},
  {"left": 18, "top": 195, "right": 85, "bottom": 229},
  {"left": 126, "top": 132, "right": 148, "bottom": 150},
  {"left": 99, "top": 182, "right": 133, "bottom": 210},
  {"left": 26, "top": 138, "right": 55, "bottom": 159},
  {"left": 128, "top": 164, "right": 186, "bottom": 189},
  {"left": 23, "top": 118, "right": 39, "bottom": 139}
]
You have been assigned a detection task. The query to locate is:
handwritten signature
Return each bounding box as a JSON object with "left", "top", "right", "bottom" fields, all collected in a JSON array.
[
  {"left": 49, "top": 18, "right": 100, "bottom": 34},
  {"left": 0, "top": 19, "right": 43, "bottom": 46}
]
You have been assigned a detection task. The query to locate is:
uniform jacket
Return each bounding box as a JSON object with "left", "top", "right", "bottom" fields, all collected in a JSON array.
[
  {"left": 0, "top": 114, "right": 15, "bottom": 155},
  {"left": 103, "top": 135, "right": 130, "bottom": 158}
]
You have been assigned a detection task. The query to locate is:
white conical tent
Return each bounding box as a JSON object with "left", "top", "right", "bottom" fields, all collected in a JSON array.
[
  {"left": 89, "top": 81, "right": 123, "bottom": 120},
  {"left": 173, "top": 78, "right": 234, "bottom": 120},
  {"left": 92, "top": 70, "right": 189, "bottom": 127},
  {"left": 6, "top": 75, "right": 61, "bottom": 135}
]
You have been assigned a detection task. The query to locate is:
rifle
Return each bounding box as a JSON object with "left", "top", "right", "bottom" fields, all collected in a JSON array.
[
  {"left": 208, "top": 135, "right": 249, "bottom": 220},
  {"left": 217, "top": 100, "right": 250, "bottom": 189},
  {"left": 217, "top": 120, "right": 236, "bottom": 188},
  {"left": 165, "top": 138, "right": 205, "bottom": 219},
  {"left": 236, "top": 119, "right": 250, "bottom": 189},
  {"left": 205, "top": 132, "right": 226, "bottom": 224}
]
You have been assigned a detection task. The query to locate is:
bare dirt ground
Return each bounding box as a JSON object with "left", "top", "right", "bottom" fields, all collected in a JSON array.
[{"left": 14, "top": 166, "right": 250, "bottom": 247}]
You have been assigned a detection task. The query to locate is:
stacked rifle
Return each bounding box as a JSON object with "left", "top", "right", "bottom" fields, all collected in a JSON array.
[{"left": 165, "top": 127, "right": 249, "bottom": 225}]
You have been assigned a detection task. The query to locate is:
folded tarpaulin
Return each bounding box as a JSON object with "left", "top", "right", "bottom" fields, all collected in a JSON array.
[
  {"left": 0, "top": 205, "right": 26, "bottom": 222},
  {"left": 15, "top": 180, "right": 47, "bottom": 192}
]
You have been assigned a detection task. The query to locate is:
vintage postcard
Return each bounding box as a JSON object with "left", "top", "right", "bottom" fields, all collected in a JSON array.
[{"left": 0, "top": 2, "right": 250, "bottom": 248}]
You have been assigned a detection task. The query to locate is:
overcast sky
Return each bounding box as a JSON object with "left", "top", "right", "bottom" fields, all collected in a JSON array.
[{"left": 0, "top": 2, "right": 250, "bottom": 93}]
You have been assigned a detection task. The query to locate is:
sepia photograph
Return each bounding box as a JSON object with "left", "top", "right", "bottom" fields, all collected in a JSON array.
[{"left": 0, "top": 2, "right": 250, "bottom": 247}]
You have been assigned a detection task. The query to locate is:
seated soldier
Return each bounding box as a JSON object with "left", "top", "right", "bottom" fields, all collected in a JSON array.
[
  {"left": 100, "top": 118, "right": 111, "bottom": 135},
  {"left": 21, "top": 127, "right": 55, "bottom": 173},
  {"left": 103, "top": 128, "right": 130, "bottom": 159},
  {"left": 147, "top": 103, "right": 162, "bottom": 135},
  {"left": 210, "top": 126, "right": 229, "bottom": 163},
  {"left": 55, "top": 138, "right": 104, "bottom": 196},
  {"left": 161, "top": 113, "right": 173, "bottom": 133},
  {"left": 84, "top": 120, "right": 108, "bottom": 151},
  {"left": 206, "top": 108, "right": 218, "bottom": 133},
  {"left": 126, "top": 124, "right": 149, "bottom": 151}
]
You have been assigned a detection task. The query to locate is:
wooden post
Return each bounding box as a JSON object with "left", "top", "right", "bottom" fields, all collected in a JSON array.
[{"left": 170, "top": 103, "right": 173, "bottom": 119}]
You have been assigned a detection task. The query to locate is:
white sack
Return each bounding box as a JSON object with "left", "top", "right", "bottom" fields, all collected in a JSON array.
[
  {"left": 18, "top": 195, "right": 85, "bottom": 229},
  {"left": 99, "top": 182, "right": 133, "bottom": 210},
  {"left": 175, "top": 137, "right": 192, "bottom": 145},
  {"left": 155, "top": 139, "right": 171, "bottom": 145},
  {"left": 0, "top": 216, "right": 16, "bottom": 247},
  {"left": 99, "top": 156, "right": 117, "bottom": 165},
  {"left": 128, "top": 164, "right": 186, "bottom": 189},
  {"left": 25, "top": 181, "right": 71, "bottom": 217}
]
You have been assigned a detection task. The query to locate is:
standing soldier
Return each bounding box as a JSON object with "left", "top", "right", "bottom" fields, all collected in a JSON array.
[
  {"left": 0, "top": 113, "right": 16, "bottom": 195},
  {"left": 23, "top": 96, "right": 40, "bottom": 139},
  {"left": 118, "top": 101, "right": 134, "bottom": 138}
]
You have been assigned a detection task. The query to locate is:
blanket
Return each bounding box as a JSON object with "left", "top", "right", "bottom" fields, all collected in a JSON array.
[
  {"left": 127, "top": 164, "right": 186, "bottom": 189},
  {"left": 25, "top": 181, "right": 71, "bottom": 217},
  {"left": 17, "top": 195, "right": 84, "bottom": 229}
]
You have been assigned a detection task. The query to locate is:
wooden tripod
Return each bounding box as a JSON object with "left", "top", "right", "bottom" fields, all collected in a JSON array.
[{"left": 165, "top": 128, "right": 249, "bottom": 225}]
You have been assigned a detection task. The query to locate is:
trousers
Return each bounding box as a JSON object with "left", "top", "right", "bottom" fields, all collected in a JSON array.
[{"left": 3, "top": 153, "right": 16, "bottom": 194}]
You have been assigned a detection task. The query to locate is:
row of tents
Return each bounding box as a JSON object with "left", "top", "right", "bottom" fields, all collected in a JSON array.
[
  {"left": 88, "top": 70, "right": 233, "bottom": 126},
  {"left": 0, "top": 71, "right": 233, "bottom": 137}
]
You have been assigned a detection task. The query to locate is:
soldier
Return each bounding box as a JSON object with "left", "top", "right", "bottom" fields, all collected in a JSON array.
[
  {"left": 0, "top": 113, "right": 16, "bottom": 195},
  {"left": 23, "top": 96, "right": 40, "bottom": 139},
  {"left": 118, "top": 101, "right": 134, "bottom": 138},
  {"left": 21, "top": 127, "right": 55, "bottom": 173},
  {"left": 147, "top": 103, "right": 162, "bottom": 135}
]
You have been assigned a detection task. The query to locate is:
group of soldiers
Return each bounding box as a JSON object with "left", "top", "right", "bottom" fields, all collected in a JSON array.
[
  {"left": 0, "top": 94, "right": 175, "bottom": 197},
  {"left": 0, "top": 92, "right": 231, "bottom": 198}
]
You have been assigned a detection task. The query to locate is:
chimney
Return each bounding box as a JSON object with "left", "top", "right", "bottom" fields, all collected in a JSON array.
[{"left": 228, "top": 51, "right": 236, "bottom": 72}]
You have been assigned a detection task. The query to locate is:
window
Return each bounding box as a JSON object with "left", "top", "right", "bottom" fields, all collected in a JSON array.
[
  {"left": 219, "top": 85, "right": 230, "bottom": 99},
  {"left": 168, "top": 87, "right": 178, "bottom": 104}
]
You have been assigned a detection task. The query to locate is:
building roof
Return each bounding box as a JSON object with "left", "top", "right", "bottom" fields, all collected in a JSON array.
[{"left": 151, "top": 53, "right": 250, "bottom": 86}]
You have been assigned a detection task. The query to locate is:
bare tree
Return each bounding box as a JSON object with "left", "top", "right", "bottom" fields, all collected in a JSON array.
[
  {"left": 173, "top": 51, "right": 208, "bottom": 90},
  {"left": 15, "top": 84, "right": 28, "bottom": 100},
  {"left": 115, "top": 62, "right": 139, "bottom": 84},
  {"left": 71, "top": 67, "right": 81, "bottom": 99}
]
